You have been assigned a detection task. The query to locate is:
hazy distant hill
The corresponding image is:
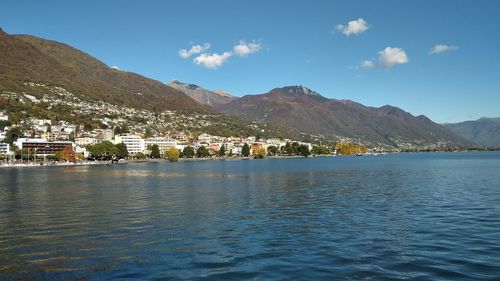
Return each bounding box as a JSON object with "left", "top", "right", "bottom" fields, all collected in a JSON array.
[
  {"left": 444, "top": 117, "right": 500, "bottom": 147},
  {"left": 169, "top": 80, "right": 238, "bottom": 107},
  {"left": 0, "top": 28, "right": 211, "bottom": 113},
  {"left": 218, "top": 86, "right": 473, "bottom": 147}
]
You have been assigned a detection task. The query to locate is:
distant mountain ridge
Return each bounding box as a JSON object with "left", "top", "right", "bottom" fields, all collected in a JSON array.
[
  {"left": 218, "top": 86, "right": 473, "bottom": 147},
  {"left": 444, "top": 117, "right": 500, "bottom": 147},
  {"left": 168, "top": 80, "right": 238, "bottom": 107}
]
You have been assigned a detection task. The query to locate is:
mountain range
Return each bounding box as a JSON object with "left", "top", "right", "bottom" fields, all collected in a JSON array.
[
  {"left": 444, "top": 117, "right": 500, "bottom": 147},
  {"left": 216, "top": 86, "right": 472, "bottom": 147},
  {"left": 0, "top": 27, "right": 477, "bottom": 148},
  {"left": 0, "top": 27, "right": 210, "bottom": 114},
  {"left": 168, "top": 80, "right": 237, "bottom": 107}
]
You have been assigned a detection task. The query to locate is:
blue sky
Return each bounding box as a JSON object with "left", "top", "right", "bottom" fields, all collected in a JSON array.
[{"left": 1, "top": 0, "right": 499, "bottom": 123}]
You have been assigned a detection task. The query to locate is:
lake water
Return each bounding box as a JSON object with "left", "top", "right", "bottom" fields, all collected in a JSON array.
[{"left": 1, "top": 152, "right": 500, "bottom": 280}]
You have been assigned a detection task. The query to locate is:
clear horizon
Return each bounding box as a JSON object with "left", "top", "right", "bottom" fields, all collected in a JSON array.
[{"left": 1, "top": 0, "right": 499, "bottom": 123}]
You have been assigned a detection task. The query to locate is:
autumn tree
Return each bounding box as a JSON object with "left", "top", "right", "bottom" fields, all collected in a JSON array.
[
  {"left": 165, "top": 147, "right": 180, "bottom": 162},
  {"left": 254, "top": 146, "right": 267, "bottom": 159},
  {"left": 58, "top": 145, "right": 75, "bottom": 162}
]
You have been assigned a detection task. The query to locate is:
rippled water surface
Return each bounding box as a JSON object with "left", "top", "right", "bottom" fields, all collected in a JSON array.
[{"left": 1, "top": 152, "right": 500, "bottom": 280}]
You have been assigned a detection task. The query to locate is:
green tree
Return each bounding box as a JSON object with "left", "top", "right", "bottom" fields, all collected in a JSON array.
[
  {"left": 298, "top": 144, "right": 311, "bottom": 157},
  {"left": 182, "top": 146, "right": 195, "bottom": 158},
  {"left": 135, "top": 152, "right": 146, "bottom": 159},
  {"left": 0, "top": 120, "right": 11, "bottom": 129},
  {"left": 312, "top": 145, "right": 331, "bottom": 155},
  {"left": 114, "top": 125, "right": 129, "bottom": 135},
  {"left": 88, "top": 141, "right": 119, "bottom": 160},
  {"left": 267, "top": 145, "right": 278, "bottom": 156},
  {"left": 196, "top": 146, "right": 210, "bottom": 158},
  {"left": 241, "top": 143, "right": 250, "bottom": 157},
  {"left": 4, "top": 127, "right": 22, "bottom": 145},
  {"left": 115, "top": 142, "right": 129, "bottom": 159},
  {"left": 218, "top": 144, "right": 226, "bottom": 157},
  {"left": 150, "top": 144, "right": 161, "bottom": 159},
  {"left": 165, "top": 147, "right": 180, "bottom": 162}
]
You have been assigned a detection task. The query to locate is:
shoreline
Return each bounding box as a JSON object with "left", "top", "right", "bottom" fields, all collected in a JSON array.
[
  {"left": 1, "top": 150, "right": 495, "bottom": 169},
  {"left": 0, "top": 161, "right": 112, "bottom": 169}
]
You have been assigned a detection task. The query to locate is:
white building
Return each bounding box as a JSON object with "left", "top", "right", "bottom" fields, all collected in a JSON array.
[
  {"left": 0, "top": 111, "right": 8, "bottom": 121},
  {"left": 75, "top": 137, "right": 98, "bottom": 146},
  {"left": 144, "top": 137, "right": 177, "bottom": 154},
  {"left": 75, "top": 146, "right": 89, "bottom": 158},
  {"left": 197, "top": 133, "right": 212, "bottom": 143},
  {"left": 93, "top": 129, "right": 114, "bottom": 141},
  {"left": 114, "top": 134, "right": 144, "bottom": 154}
]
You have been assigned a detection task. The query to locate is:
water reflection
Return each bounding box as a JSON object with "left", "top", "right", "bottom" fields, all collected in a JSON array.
[{"left": 0, "top": 153, "right": 500, "bottom": 279}]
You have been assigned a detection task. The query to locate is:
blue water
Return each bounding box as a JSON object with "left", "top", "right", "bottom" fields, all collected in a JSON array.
[{"left": 1, "top": 152, "right": 500, "bottom": 280}]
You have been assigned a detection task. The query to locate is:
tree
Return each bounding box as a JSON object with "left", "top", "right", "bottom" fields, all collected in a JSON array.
[
  {"left": 242, "top": 143, "right": 250, "bottom": 157},
  {"left": 336, "top": 142, "right": 367, "bottom": 155},
  {"left": 150, "top": 144, "right": 161, "bottom": 159},
  {"left": 218, "top": 144, "right": 226, "bottom": 157},
  {"left": 267, "top": 145, "right": 278, "bottom": 156},
  {"left": 88, "top": 141, "right": 119, "bottom": 160},
  {"left": 114, "top": 125, "right": 129, "bottom": 135},
  {"left": 298, "top": 144, "right": 311, "bottom": 157},
  {"left": 0, "top": 120, "right": 11, "bottom": 129},
  {"left": 115, "top": 142, "right": 129, "bottom": 159},
  {"left": 196, "top": 146, "right": 210, "bottom": 158},
  {"left": 182, "top": 146, "right": 195, "bottom": 158},
  {"left": 312, "top": 145, "right": 331, "bottom": 155},
  {"left": 165, "top": 147, "right": 180, "bottom": 162},
  {"left": 83, "top": 123, "right": 93, "bottom": 132},
  {"left": 254, "top": 147, "right": 267, "bottom": 159},
  {"left": 58, "top": 145, "right": 75, "bottom": 162},
  {"left": 135, "top": 152, "right": 146, "bottom": 159},
  {"left": 4, "top": 127, "right": 22, "bottom": 145}
]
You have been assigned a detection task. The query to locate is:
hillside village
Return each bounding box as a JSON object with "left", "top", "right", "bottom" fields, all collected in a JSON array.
[{"left": 0, "top": 109, "right": 333, "bottom": 163}]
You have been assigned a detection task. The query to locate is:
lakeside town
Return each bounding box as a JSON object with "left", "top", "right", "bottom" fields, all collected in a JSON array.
[
  {"left": 0, "top": 107, "right": 377, "bottom": 167},
  {"left": 1, "top": 108, "right": 494, "bottom": 168}
]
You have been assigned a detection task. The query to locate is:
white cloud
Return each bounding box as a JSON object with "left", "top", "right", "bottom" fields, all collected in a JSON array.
[
  {"left": 194, "top": 51, "right": 232, "bottom": 69},
  {"left": 233, "top": 40, "right": 261, "bottom": 57},
  {"left": 378, "top": 47, "right": 409, "bottom": 68},
  {"left": 429, "top": 44, "right": 459, "bottom": 55},
  {"left": 360, "top": 60, "right": 375, "bottom": 69},
  {"left": 110, "top": 66, "right": 121, "bottom": 70},
  {"left": 179, "top": 43, "right": 211, "bottom": 59},
  {"left": 336, "top": 18, "right": 369, "bottom": 36}
]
